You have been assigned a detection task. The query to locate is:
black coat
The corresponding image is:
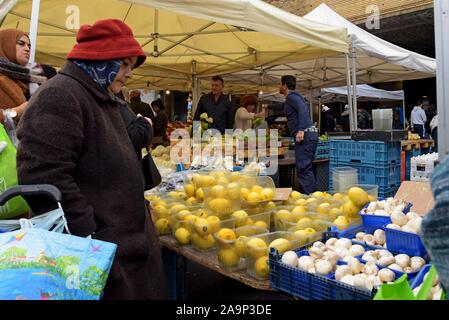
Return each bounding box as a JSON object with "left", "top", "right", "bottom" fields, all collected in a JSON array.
[{"left": 16, "top": 61, "right": 168, "bottom": 300}]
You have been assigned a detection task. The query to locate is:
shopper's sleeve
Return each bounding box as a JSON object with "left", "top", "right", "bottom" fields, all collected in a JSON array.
[
  {"left": 16, "top": 86, "right": 97, "bottom": 237},
  {"left": 236, "top": 108, "right": 256, "bottom": 120},
  {"left": 194, "top": 97, "right": 204, "bottom": 120}
]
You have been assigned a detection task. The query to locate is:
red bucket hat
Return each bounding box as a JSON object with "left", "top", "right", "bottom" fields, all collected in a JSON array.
[{"left": 67, "top": 19, "right": 146, "bottom": 68}]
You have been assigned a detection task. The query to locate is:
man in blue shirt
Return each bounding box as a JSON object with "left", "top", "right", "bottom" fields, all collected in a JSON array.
[
  {"left": 194, "top": 75, "right": 234, "bottom": 134},
  {"left": 281, "top": 75, "right": 318, "bottom": 194}
]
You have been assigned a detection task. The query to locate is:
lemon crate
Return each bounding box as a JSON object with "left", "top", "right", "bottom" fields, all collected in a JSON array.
[
  {"left": 329, "top": 140, "right": 401, "bottom": 166},
  {"left": 384, "top": 224, "right": 427, "bottom": 257},
  {"left": 315, "top": 140, "right": 329, "bottom": 160},
  {"left": 329, "top": 162, "right": 401, "bottom": 191},
  {"left": 269, "top": 234, "right": 375, "bottom": 300}
]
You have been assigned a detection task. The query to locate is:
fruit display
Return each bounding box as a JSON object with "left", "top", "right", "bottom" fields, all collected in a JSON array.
[
  {"left": 214, "top": 226, "right": 269, "bottom": 271},
  {"left": 245, "top": 232, "right": 299, "bottom": 280},
  {"left": 408, "top": 132, "right": 421, "bottom": 140},
  {"left": 189, "top": 215, "right": 235, "bottom": 251}
]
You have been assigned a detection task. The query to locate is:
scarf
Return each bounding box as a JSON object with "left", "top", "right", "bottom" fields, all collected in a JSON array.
[{"left": 72, "top": 60, "right": 122, "bottom": 91}]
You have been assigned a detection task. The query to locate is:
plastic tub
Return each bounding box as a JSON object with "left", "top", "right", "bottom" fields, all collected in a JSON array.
[
  {"left": 359, "top": 199, "right": 412, "bottom": 234},
  {"left": 245, "top": 231, "right": 299, "bottom": 280},
  {"left": 384, "top": 224, "right": 427, "bottom": 257},
  {"left": 332, "top": 167, "right": 358, "bottom": 192},
  {"left": 214, "top": 225, "right": 269, "bottom": 271}
]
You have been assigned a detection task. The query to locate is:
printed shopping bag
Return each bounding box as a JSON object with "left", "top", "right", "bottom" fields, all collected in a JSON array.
[
  {"left": 0, "top": 208, "right": 117, "bottom": 300},
  {"left": 0, "top": 124, "right": 29, "bottom": 219}
]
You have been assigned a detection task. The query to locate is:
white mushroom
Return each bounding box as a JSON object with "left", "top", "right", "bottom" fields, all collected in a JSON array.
[
  {"left": 340, "top": 274, "right": 354, "bottom": 286},
  {"left": 374, "top": 209, "right": 389, "bottom": 217},
  {"left": 309, "top": 247, "right": 324, "bottom": 259},
  {"left": 313, "top": 241, "right": 326, "bottom": 250},
  {"left": 362, "top": 251, "right": 378, "bottom": 264},
  {"left": 378, "top": 268, "right": 395, "bottom": 283},
  {"left": 410, "top": 257, "right": 426, "bottom": 272},
  {"left": 349, "top": 244, "right": 365, "bottom": 257},
  {"left": 356, "top": 232, "right": 366, "bottom": 242},
  {"left": 334, "top": 247, "right": 349, "bottom": 259},
  {"left": 347, "top": 257, "right": 363, "bottom": 274},
  {"left": 298, "top": 256, "right": 315, "bottom": 271},
  {"left": 323, "top": 251, "right": 339, "bottom": 266},
  {"left": 325, "top": 238, "right": 337, "bottom": 248},
  {"left": 373, "top": 229, "right": 386, "bottom": 245},
  {"left": 366, "top": 202, "right": 377, "bottom": 213},
  {"left": 395, "top": 254, "right": 411, "bottom": 269},
  {"left": 315, "top": 260, "right": 333, "bottom": 276},
  {"left": 353, "top": 274, "right": 367, "bottom": 289},
  {"left": 386, "top": 224, "right": 401, "bottom": 231},
  {"left": 335, "top": 238, "right": 352, "bottom": 249},
  {"left": 363, "top": 262, "right": 379, "bottom": 276},
  {"left": 378, "top": 256, "right": 395, "bottom": 267},
  {"left": 308, "top": 267, "right": 316, "bottom": 274},
  {"left": 388, "top": 263, "right": 404, "bottom": 273},
  {"left": 391, "top": 211, "right": 408, "bottom": 226},
  {"left": 404, "top": 267, "right": 413, "bottom": 273},
  {"left": 401, "top": 225, "right": 417, "bottom": 234},
  {"left": 406, "top": 218, "right": 422, "bottom": 234},
  {"left": 335, "top": 265, "right": 352, "bottom": 281},
  {"left": 365, "top": 275, "right": 377, "bottom": 291},
  {"left": 363, "top": 234, "right": 375, "bottom": 245},
  {"left": 406, "top": 211, "right": 420, "bottom": 221},
  {"left": 378, "top": 250, "right": 394, "bottom": 258}
]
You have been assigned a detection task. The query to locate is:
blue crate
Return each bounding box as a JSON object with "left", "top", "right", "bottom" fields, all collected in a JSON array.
[
  {"left": 410, "top": 264, "right": 432, "bottom": 289},
  {"left": 330, "top": 224, "right": 365, "bottom": 239},
  {"left": 329, "top": 162, "right": 401, "bottom": 190},
  {"left": 378, "top": 185, "right": 401, "bottom": 198},
  {"left": 329, "top": 140, "right": 401, "bottom": 166},
  {"left": 359, "top": 200, "right": 412, "bottom": 234},
  {"left": 384, "top": 224, "right": 427, "bottom": 257}
]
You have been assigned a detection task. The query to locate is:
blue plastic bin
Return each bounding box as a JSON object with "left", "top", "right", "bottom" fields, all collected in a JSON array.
[
  {"left": 410, "top": 264, "right": 432, "bottom": 289},
  {"left": 384, "top": 225, "right": 427, "bottom": 257},
  {"left": 329, "top": 140, "right": 401, "bottom": 166},
  {"left": 359, "top": 199, "right": 412, "bottom": 234}
]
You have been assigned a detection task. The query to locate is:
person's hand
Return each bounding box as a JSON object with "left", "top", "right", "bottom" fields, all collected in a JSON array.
[
  {"left": 13, "top": 102, "right": 28, "bottom": 118},
  {"left": 137, "top": 113, "right": 153, "bottom": 126},
  {"left": 255, "top": 112, "right": 265, "bottom": 118},
  {"left": 296, "top": 131, "right": 304, "bottom": 143}
]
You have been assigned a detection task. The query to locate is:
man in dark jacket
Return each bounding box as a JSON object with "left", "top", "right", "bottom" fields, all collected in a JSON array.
[
  {"left": 129, "top": 90, "right": 156, "bottom": 123},
  {"left": 194, "top": 75, "right": 234, "bottom": 134},
  {"left": 281, "top": 75, "right": 318, "bottom": 194},
  {"left": 321, "top": 105, "right": 336, "bottom": 134},
  {"left": 151, "top": 98, "right": 169, "bottom": 139}
]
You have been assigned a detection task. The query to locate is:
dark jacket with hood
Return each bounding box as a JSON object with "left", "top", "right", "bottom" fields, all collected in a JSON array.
[{"left": 16, "top": 61, "right": 168, "bottom": 300}]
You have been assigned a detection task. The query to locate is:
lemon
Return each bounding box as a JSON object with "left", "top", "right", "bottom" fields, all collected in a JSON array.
[
  {"left": 227, "top": 183, "right": 241, "bottom": 200},
  {"left": 208, "top": 198, "right": 232, "bottom": 214},
  {"left": 245, "top": 218, "right": 254, "bottom": 226},
  {"left": 154, "top": 205, "right": 169, "bottom": 219},
  {"left": 218, "top": 248, "right": 239, "bottom": 267},
  {"left": 269, "top": 238, "right": 291, "bottom": 254},
  {"left": 334, "top": 216, "right": 350, "bottom": 231},
  {"left": 176, "top": 192, "right": 188, "bottom": 200},
  {"left": 207, "top": 216, "right": 221, "bottom": 234},
  {"left": 342, "top": 200, "right": 359, "bottom": 218},
  {"left": 241, "top": 188, "right": 251, "bottom": 200},
  {"left": 186, "top": 197, "right": 198, "bottom": 206},
  {"left": 195, "top": 188, "right": 204, "bottom": 201},
  {"left": 312, "top": 191, "right": 325, "bottom": 199},
  {"left": 275, "top": 210, "right": 294, "bottom": 222},
  {"left": 333, "top": 193, "right": 344, "bottom": 200},
  {"left": 195, "top": 209, "right": 209, "bottom": 219},
  {"left": 251, "top": 185, "right": 264, "bottom": 194},
  {"left": 168, "top": 191, "right": 179, "bottom": 199},
  {"left": 229, "top": 172, "right": 241, "bottom": 182},
  {"left": 235, "top": 236, "right": 247, "bottom": 257},
  {"left": 184, "top": 184, "right": 195, "bottom": 197},
  {"left": 247, "top": 192, "right": 261, "bottom": 203},
  {"left": 295, "top": 199, "right": 307, "bottom": 206},
  {"left": 155, "top": 218, "right": 171, "bottom": 234},
  {"left": 203, "top": 175, "right": 216, "bottom": 187},
  {"left": 290, "top": 191, "right": 302, "bottom": 200},
  {"left": 292, "top": 206, "right": 307, "bottom": 220},
  {"left": 217, "top": 177, "right": 229, "bottom": 185},
  {"left": 317, "top": 203, "right": 330, "bottom": 215},
  {"left": 192, "top": 174, "right": 204, "bottom": 187},
  {"left": 194, "top": 218, "right": 211, "bottom": 237},
  {"left": 265, "top": 201, "right": 276, "bottom": 210},
  {"left": 192, "top": 234, "right": 215, "bottom": 250},
  {"left": 294, "top": 228, "right": 317, "bottom": 245},
  {"left": 260, "top": 188, "right": 274, "bottom": 201},
  {"left": 217, "top": 228, "right": 237, "bottom": 241},
  {"left": 348, "top": 187, "right": 369, "bottom": 207},
  {"left": 210, "top": 185, "right": 227, "bottom": 198},
  {"left": 174, "top": 227, "right": 191, "bottom": 245},
  {"left": 297, "top": 217, "right": 313, "bottom": 229},
  {"left": 175, "top": 209, "right": 191, "bottom": 220},
  {"left": 170, "top": 204, "right": 188, "bottom": 215},
  {"left": 232, "top": 210, "right": 249, "bottom": 227},
  {"left": 153, "top": 200, "right": 167, "bottom": 207},
  {"left": 254, "top": 221, "right": 268, "bottom": 230},
  {"left": 306, "top": 198, "right": 318, "bottom": 204},
  {"left": 329, "top": 207, "right": 343, "bottom": 220},
  {"left": 254, "top": 256, "right": 270, "bottom": 278},
  {"left": 246, "top": 238, "right": 268, "bottom": 259}
]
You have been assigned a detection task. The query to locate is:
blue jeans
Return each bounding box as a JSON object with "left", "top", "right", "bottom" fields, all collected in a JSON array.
[
  {"left": 413, "top": 124, "right": 425, "bottom": 139},
  {"left": 294, "top": 132, "right": 318, "bottom": 194}
]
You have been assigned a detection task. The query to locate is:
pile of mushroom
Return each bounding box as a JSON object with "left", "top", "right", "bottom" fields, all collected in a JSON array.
[
  {"left": 352, "top": 229, "right": 386, "bottom": 247},
  {"left": 362, "top": 198, "right": 408, "bottom": 216},
  {"left": 386, "top": 211, "right": 423, "bottom": 235},
  {"left": 361, "top": 250, "right": 426, "bottom": 274},
  {"left": 413, "top": 270, "right": 444, "bottom": 300}
]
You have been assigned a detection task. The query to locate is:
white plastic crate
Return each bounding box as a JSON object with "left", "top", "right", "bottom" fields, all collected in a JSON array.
[{"left": 410, "top": 153, "right": 438, "bottom": 182}]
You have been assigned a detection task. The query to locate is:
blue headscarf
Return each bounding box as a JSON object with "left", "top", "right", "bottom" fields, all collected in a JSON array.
[{"left": 73, "top": 60, "right": 122, "bottom": 91}]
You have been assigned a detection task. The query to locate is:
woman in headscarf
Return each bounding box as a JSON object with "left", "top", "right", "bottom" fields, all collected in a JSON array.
[
  {"left": 0, "top": 29, "right": 46, "bottom": 124},
  {"left": 16, "top": 19, "right": 168, "bottom": 300}
]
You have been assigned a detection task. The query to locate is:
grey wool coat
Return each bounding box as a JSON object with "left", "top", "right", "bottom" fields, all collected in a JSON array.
[{"left": 16, "top": 61, "right": 168, "bottom": 300}]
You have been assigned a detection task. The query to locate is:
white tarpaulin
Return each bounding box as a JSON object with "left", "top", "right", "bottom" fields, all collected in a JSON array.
[
  {"left": 321, "top": 84, "right": 404, "bottom": 103},
  {"left": 0, "top": 0, "right": 348, "bottom": 89},
  {"left": 223, "top": 3, "right": 436, "bottom": 92}
]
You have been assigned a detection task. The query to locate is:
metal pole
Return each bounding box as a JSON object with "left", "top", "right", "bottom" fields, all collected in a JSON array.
[
  {"left": 345, "top": 53, "right": 355, "bottom": 131},
  {"left": 435, "top": 0, "right": 449, "bottom": 157},
  {"left": 351, "top": 46, "right": 358, "bottom": 130},
  {"left": 29, "top": 0, "right": 41, "bottom": 64},
  {"left": 309, "top": 90, "right": 314, "bottom": 123},
  {"left": 402, "top": 98, "right": 407, "bottom": 130}
]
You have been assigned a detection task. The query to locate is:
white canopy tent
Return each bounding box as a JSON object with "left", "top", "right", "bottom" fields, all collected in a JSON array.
[
  {"left": 320, "top": 84, "right": 404, "bottom": 103},
  {"left": 1, "top": 0, "right": 348, "bottom": 112},
  {"left": 222, "top": 3, "right": 437, "bottom": 131}
]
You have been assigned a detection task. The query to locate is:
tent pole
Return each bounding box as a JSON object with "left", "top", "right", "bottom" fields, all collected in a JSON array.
[
  {"left": 351, "top": 45, "right": 358, "bottom": 131},
  {"left": 402, "top": 98, "right": 406, "bottom": 130},
  {"left": 345, "top": 53, "right": 354, "bottom": 132},
  {"left": 29, "top": 0, "right": 41, "bottom": 64},
  {"left": 435, "top": 0, "right": 449, "bottom": 158},
  {"left": 309, "top": 90, "right": 314, "bottom": 123}
]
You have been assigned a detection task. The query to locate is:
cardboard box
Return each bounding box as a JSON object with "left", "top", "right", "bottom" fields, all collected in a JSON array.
[{"left": 395, "top": 181, "right": 435, "bottom": 215}]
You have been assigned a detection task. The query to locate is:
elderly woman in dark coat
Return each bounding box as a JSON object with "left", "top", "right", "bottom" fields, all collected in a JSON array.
[{"left": 16, "top": 19, "right": 168, "bottom": 300}]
